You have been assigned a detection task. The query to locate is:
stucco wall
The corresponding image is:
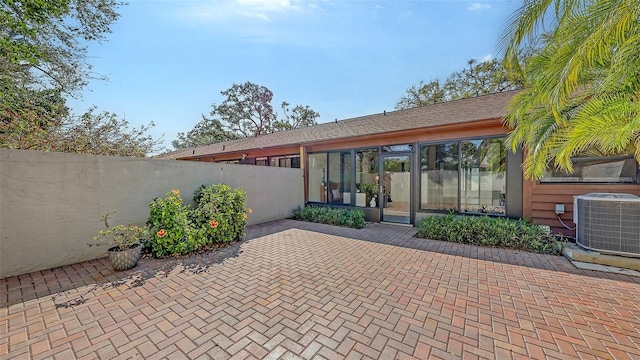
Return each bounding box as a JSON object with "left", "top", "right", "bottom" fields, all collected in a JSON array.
[{"left": 0, "top": 149, "right": 303, "bottom": 278}]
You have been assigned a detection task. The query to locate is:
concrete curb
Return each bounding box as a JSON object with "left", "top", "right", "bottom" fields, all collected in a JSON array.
[{"left": 563, "top": 243, "right": 640, "bottom": 275}]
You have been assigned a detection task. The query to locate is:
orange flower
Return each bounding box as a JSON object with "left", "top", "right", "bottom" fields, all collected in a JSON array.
[
  {"left": 248, "top": 208, "right": 253, "bottom": 214},
  {"left": 171, "top": 189, "right": 180, "bottom": 196},
  {"left": 209, "top": 220, "right": 219, "bottom": 228},
  {"left": 242, "top": 213, "right": 248, "bottom": 220},
  {"left": 156, "top": 229, "right": 167, "bottom": 238}
]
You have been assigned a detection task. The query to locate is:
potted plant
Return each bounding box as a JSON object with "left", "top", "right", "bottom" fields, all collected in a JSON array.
[
  {"left": 94, "top": 210, "right": 148, "bottom": 271},
  {"left": 358, "top": 183, "right": 379, "bottom": 207}
]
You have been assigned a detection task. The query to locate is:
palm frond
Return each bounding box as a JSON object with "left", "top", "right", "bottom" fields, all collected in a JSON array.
[{"left": 501, "top": 0, "right": 640, "bottom": 179}]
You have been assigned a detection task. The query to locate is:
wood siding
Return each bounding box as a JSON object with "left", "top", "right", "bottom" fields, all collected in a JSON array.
[{"left": 524, "top": 182, "right": 640, "bottom": 236}]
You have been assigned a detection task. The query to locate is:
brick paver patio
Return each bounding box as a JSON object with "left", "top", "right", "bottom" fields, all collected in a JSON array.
[{"left": 2, "top": 219, "right": 640, "bottom": 359}]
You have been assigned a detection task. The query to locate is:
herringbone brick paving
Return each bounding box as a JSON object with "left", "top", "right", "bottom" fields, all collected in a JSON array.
[{"left": 2, "top": 220, "right": 640, "bottom": 359}]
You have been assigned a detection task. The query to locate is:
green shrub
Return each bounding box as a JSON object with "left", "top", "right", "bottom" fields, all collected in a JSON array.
[
  {"left": 146, "top": 189, "right": 202, "bottom": 257},
  {"left": 146, "top": 185, "right": 249, "bottom": 257},
  {"left": 416, "top": 214, "right": 564, "bottom": 254},
  {"left": 292, "top": 206, "right": 365, "bottom": 229},
  {"left": 192, "top": 184, "right": 249, "bottom": 244}
]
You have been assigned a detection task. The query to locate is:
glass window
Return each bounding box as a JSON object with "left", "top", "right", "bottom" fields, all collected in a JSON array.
[
  {"left": 256, "top": 157, "right": 268, "bottom": 166},
  {"left": 270, "top": 155, "right": 301, "bottom": 168},
  {"left": 382, "top": 144, "right": 413, "bottom": 153},
  {"left": 327, "top": 152, "right": 352, "bottom": 204},
  {"left": 540, "top": 156, "right": 638, "bottom": 183},
  {"left": 308, "top": 153, "right": 328, "bottom": 202},
  {"left": 420, "top": 143, "right": 458, "bottom": 211},
  {"left": 420, "top": 137, "right": 506, "bottom": 215},
  {"left": 355, "top": 149, "right": 379, "bottom": 207},
  {"left": 216, "top": 159, "right": 241, "bottom": 164},
  {"left": 460, "top": 139, "right": 506, "bottom": 215}
]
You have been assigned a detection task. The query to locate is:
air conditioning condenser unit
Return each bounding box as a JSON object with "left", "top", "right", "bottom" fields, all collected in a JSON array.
[{"left": 574, "top": 193, "right": 640, "bottom": 257}]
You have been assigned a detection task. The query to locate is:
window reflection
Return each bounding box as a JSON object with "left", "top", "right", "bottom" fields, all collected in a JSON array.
[
  {"left": 459, "top": 139, "right": 506, "bottom": 214},
  {"left": 420, "top": 143, "right": 458, "bottom": 211},
  {"left": 270, "top": 155, "right": 300, "bottom": 168},
  {"left": 356, "top": 149, "right": 379, "bottom": 207},
  {"left": 420, "top": 138, "right": 506, "bottom": 215},
  {"left": 328, "top": 152, "right": 351, "bottom": 204},
  {"left": 308, "top": 153, "right": 327, "bottom": 203},
  {"left": 540, "top": 156, "right": 638, "bottom": 183}
]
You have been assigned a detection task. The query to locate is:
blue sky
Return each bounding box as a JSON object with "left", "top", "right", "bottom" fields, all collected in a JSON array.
[{"left": 68, "top": 0, "right": 522, "bottom": 151}]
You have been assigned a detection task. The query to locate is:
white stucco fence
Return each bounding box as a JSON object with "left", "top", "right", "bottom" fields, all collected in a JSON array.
[{"left": 0, "top": 149, "right": 304, "bottom": 278}]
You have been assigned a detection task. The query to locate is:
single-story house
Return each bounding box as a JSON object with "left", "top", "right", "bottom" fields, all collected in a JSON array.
[{"left": 165, "top": 91, "right": 640, "bottom": 236}]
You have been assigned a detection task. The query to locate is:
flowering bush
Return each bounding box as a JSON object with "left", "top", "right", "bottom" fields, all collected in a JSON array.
[
  {"left": 146, "top": 189, "right": 202, "bottom": 257},
  {"left": 146, "top": 185, "right": 249, "bottom": 257},
  {"left": 192, "top": 184, "right": 249, "bottom": 244}
]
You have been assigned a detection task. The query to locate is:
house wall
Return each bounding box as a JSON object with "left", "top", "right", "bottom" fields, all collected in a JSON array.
[
  {"left": 0, "top": 149, "right": 304, "bottom": 278},
  {"left": 182, "top": 120, "right": 507, "bottom": 162},
  {"left": 523, "top": 181, "right": 640, "bottom": 236},
  {"left": 170, "top": 118, "right": 640, "bottom": 236}
]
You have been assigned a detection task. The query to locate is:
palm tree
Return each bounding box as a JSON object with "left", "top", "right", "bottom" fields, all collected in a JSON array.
[{"left": 500, "top": 0, "right": 640, "bottom": 179}]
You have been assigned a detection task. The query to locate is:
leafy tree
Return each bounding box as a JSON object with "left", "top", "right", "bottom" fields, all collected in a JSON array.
[
  {"left": 1, "top": 1, "right": 163, "bottom": 157},
  {"left": 174, "top": 82, "right": 320, "bottom": 149},
  {"left": 213, "top": 82, "right": 276, "bottom": 138},
  {"left": 172, "top": 117, "right": 239, "bottom": 149},
  {"left": 445, "top": 59, "right": 522, "bottom": 99},
  {"left": 395, "top": 80, "right": 447, "bottom": 109},
  {"left": 1, "top": 103, "right": 163, "bottom": 156},
  {"left": 1, "top": 0, "right": 122, "bottom": 95},
  {"left": 501, "top": 0, "right": 640, "bottom": 179},
  {"left": 272, "top": 101, "right": 320, "bottom": 132},
  {"left": 0, "top": 77, "right": 69, "bottom": 150},
  {"left": 57, "top": 107, "right": 163, "bottom": 157},
  {"left": 396, "top": 58, "right": 523, "bottom": 109}
]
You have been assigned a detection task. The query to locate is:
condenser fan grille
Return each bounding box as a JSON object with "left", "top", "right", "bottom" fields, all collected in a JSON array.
[{"left": 575, "top": 193, "right": 640, "bottom": 257}]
